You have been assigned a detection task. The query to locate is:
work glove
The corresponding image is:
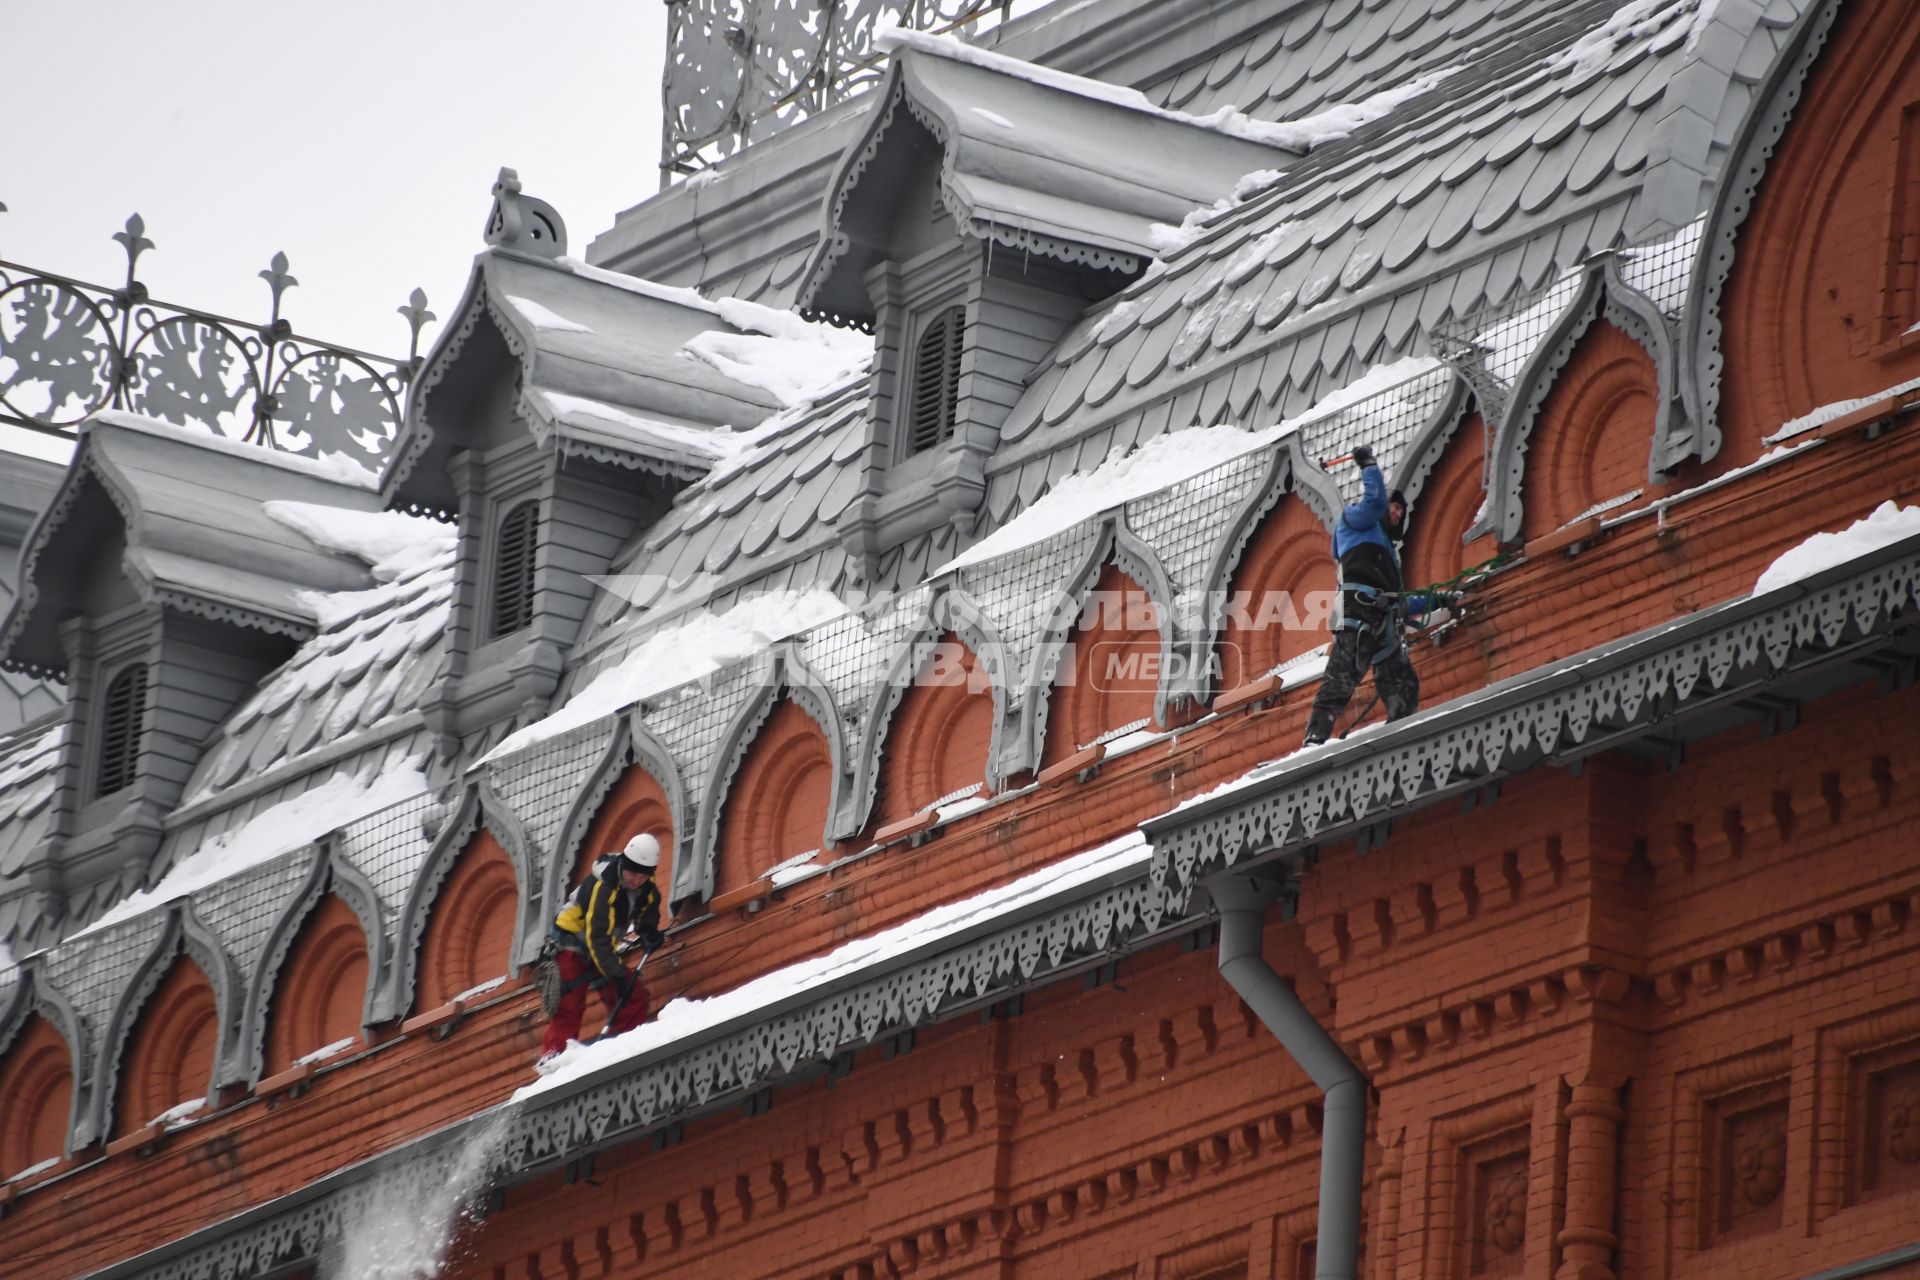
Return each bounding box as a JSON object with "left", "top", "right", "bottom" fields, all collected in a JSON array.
[
  {"left": 637, "top": 928, "right": 664, "bottom": 954},
  {"left": 1350, "top": 443, "right": 1375, "bottom": 470}
]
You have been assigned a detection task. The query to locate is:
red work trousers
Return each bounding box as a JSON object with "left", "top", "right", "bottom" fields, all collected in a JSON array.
[{"left": 540, "top": 949, "right": 649, "bottom": 1056}]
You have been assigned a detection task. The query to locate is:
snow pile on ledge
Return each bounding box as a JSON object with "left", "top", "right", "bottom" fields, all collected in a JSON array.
[
  {"left": 1754, "top": 501, "right": 1920, "bottom": 595},
  {"left": 264, "top": 501, "right": 456, "bottom": 583},
  {"left": 1764, "top": 374, "right": 1920, "bottom": 444},
  {"left": 683, "top": 300, "right": 872, "bottom": 408},
  {"left": 482, "top": 588, "right": 853, "bottom": 764},
  {"left": 515, "top": 829, "right": 1151, "bottom": 1100},
  {"left": 94, "top": 410, "right": 380, "bottom": 488},
  {"left": 77, "top": 759, "right": 430, "bottom": 938},
  {"left": 503, "top": 294, "right": 591, "bottom": 334},
  {"left": 264, "top": 500, "right": 458, "bottom": 629}
]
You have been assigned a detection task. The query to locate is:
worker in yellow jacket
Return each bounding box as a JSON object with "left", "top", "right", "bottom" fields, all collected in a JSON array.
[{"left": 538, "top": 833, "right": 664, "bottom": 1063}]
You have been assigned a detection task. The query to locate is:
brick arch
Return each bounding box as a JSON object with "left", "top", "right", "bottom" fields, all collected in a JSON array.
[
  {"left": 1521, "top": 320, "right": 1661, "bottom": 541},
  {"left": 1403, "top": 413, "right": 1495, "bottom": 589},
  {"left": 0, "top": 1015, "right": 73, "bottom": 1175},
  {"left": 117, "top": 954, "right": 219, "bottom": 1135},
  {"left": 873, "top": 632, "right": 995, "bottom": 826},
  {"left": 1717, "top": 0, "right": 1920, "bottom": 469},
  {"left": 717, "top": 698, "right": 832, "bottom": 894},
  {"left": 1043, "top": 564, "right": 1162, "bottom": 767},
  {"left": 1218, "top": 497, "right": 1337, "bottom": 693},
  {"left": 263, "top": 895, "right": 369, "bottom": 1076},
  {"left": 416, "top": 829, "right": 520, "bottom": 1009},
  {"left": 571, "top": 764, "right": 677, "bottom": 905}
]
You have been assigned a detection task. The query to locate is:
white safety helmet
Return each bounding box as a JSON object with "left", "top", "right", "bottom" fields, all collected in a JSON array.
[{"left": 619, "top": 832, "right": 662, "bottom": 872}]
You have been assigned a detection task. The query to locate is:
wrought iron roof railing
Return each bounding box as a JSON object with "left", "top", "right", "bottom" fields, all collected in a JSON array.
[
  {"left": 0, "top": 211, "right": 433, "bottom": 463},
  {"left": 662, "top": 0, "right": 1020, "bottom": 182}
]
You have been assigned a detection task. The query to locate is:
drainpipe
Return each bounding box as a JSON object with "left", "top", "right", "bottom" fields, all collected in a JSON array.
[{"left": 1211, "top": 871, "right": 1368, "bottom": 1280}]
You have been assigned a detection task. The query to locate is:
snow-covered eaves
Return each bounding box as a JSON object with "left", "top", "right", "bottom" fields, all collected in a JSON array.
[
  {"left": 799, "top": 34, "right": 1304, "bottom": 321},
  {"left": 384, "top": 251, "right": 800, "bottom": 514},
  {"left": 0, "top": 414, "right": 383, "bottom": 676},
  {"left": 1144, "top": 521, "right": 1920, "bottom": 900}
]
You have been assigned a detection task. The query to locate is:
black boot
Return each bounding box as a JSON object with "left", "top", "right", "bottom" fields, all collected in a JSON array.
[{"left": 1303, "top": 710, "right": 1333, "bottom": 747}]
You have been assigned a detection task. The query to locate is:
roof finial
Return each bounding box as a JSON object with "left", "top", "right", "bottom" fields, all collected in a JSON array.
[
  {"left": 398, "top": 287, "right": 435, "bottom": 368},
  {"left": 483, "top": 166, "right": 568, "bottom": 260}
]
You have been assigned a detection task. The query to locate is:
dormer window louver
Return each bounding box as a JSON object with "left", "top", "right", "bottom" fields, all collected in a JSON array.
[
  {"left": 907, "top": 306, "right": 965, "bottom": 455},
  {"left": 95, "top": 663, "right": 147, "bottom": 799},
  {"left": 491, "top": 500, "right": 539, "bottom": 639}
]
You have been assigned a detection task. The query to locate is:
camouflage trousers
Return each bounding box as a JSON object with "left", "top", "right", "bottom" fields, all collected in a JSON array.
[{"left": 1307, "top": 622, "right": 1420, "bottom": 738}]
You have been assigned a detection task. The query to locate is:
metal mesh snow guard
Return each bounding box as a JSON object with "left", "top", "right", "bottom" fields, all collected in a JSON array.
[
  {"left": 1146, "top": 538, "right": 1920, "bottom": 900},
  {"left": 95, "top": 865, "right": 1190, "bottom": 1280},
  {"left": 661, "top": 0, "right": 1021, "bottom": 180}
]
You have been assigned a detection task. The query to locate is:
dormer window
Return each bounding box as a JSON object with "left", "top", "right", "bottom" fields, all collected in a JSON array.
[
  {"left": 490, "top": 500, "right": 539, "bottom": 640},
  {"left": 94, "top": 662, "right": 148, "bottom": 800},
  {"left": 907, "top": 305, "right": 966, "bottom": 455}
]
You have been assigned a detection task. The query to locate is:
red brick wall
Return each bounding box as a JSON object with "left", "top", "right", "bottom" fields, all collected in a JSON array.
[
  {"left": 1220, "top": 495, "right": 1336, "bottom": 691},
  {"left": 1521, "top": 320, "right": 1663, "bottom": 540},
  {"left": 1043, "top": 564, "right": 1164, "bottom": 766},
  {"left": 719, "top": 698, "right": 834, "bottom": 891},
  {"left": 264, "top": 895, "right": 368, "bottom": 1075},
  {"left": 874, "top": 631, "right": 995, "bottom": 825},
  {"left": 1404, "top": 412, "right": 1494, "bottom": 591},
  {"left": 0, "top": 1016, "right": 71, "bottom": 1178},
  {"left": 573, "top": 764, "right": 676, "bottom": 899},
  {"left": 117, "top": 954, "right": 219, "bottom": 1136},
  {"left": 417, "top": 829, "right": 520, "bottom": 1010},
  {"left": 1717, "top": 0, "right": 1920, "bottom": 469}
]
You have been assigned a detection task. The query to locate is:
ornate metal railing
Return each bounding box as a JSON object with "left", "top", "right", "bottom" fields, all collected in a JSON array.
[
  {"left": 662, "top": 0, "right": 1020, "bottom": 181},
  {"left": 0, "top": 210, "right": 433, "bottom": 463}
]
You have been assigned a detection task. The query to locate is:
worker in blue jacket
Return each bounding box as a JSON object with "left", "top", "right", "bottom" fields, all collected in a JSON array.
[{"left": 1304, "top": 445, "right": 1450, "bottom": 746}]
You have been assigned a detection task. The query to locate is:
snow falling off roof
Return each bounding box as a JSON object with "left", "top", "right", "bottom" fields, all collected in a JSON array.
[
  {"left": 262, "top": 500, "right": 457, "bottom": 629},
  {"left": 516, "top": 829, "right": 1151, "bottom": 1099},
  {"left": 1753, "top": 501, "right": 1920, "bottom": 596},
  {"left": 481, "top": 587, "right": 853, "bottom": 765},
  {"left": 77, "top": 757, "right": 430, "bottom": 938}
]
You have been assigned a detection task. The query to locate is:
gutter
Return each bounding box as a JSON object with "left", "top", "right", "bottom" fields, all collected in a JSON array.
[{"left": 1211, "top": 872, "right": 1366, "bottom": 1280}]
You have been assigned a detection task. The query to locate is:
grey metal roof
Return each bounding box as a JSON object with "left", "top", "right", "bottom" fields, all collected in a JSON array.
[
  {"left": 1, "top": 413, "right": 382, "bottom": 674},
  {"left": 799, "top": 38, "right": 1302, "bottom": 321},
  {"left": 0, "top": 715, "right": 62, "bottom": 887},
  {"left": 383, "top": 251, "right": 789, "bottom": 516}
]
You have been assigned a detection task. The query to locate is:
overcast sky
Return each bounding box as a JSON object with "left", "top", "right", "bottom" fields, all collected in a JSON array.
[{"left": 2, "top": 0, "right": 668, "bottom": 360}]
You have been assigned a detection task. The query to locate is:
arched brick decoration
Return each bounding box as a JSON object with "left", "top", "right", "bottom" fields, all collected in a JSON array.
[
  {"left": 0, "top": 1016, "right": 73, "bottom": 1175},
  {"left": 118, "top": 954, "right": 218, "bottom": 1135},
  {"left": 1218, "top": 497, "right": 1337, "bottom": 693},
  {"left": 874, "top": 632, "right": 994, "bottom": 825},
  {"left": 1521, "top": 321, "right": 1660, "bottom": 541},
  {"left": 1044, "top": 564, "right": 1161, "bottom": 767},
  {"left": 417, "top": 829, "right": 520, "bottom": 1009},
  {"left": 1405, "top": 413, "right": 1496, "bottom": 590},
  {"left": 717, "top": 699, "right": 832, "bottom": 893},
  {"left": 572, "top": 764, "right": 677, "bottom": 893},
  {"left": 264, "top": 895, "right": 369, "bottom": 1076},
  {"left": 1719, "top": 1, "right": 1920, "bottom": 469}
]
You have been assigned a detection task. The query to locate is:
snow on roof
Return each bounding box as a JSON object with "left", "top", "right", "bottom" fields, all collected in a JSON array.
[
  {"left": 1764, "top": 373, "right": 1920, "bottom": 445},
  {"left": 680, "top": 323, "right": 872, "bottom": 410},
  {"left": 516, "top": 828, "right": 1151, "bottom": 1099},
  {"left": 1547, "top": 0, "right": 1693, "bottom": 80},
  {"left": 76, "top": 757, "right": 431, "bottom": 939},
  {"left": 878, "top": 26, "right": 1456, "bottom": 156},
  {"left": 940, "top": 354, "right": 1443, "bottom": 575},
  {"left": 480, "top": 587, "right": 853, "bottom": 765},
  {"left": 91, "top": 410, "right": 380, "bottom": 489},
  {"left": 554, "top": 257, "right": 718, "bottom": 314},
  {"left": 1753, "top": 501, "right": 1920, "bottom": 596},
  {"left": 502, "top": 294, "right": 593, "bottom": 335},
  {"left": 264, "top": 500, "right": 456, "bottom": 584},
  {"left": 535, "top": 391, "right": 744, "bottom": 462}
]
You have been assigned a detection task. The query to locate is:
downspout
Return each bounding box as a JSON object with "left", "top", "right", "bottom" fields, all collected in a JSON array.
[{"left": 1211, "top": 871, "right": 1368, "bottom": 1280}]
